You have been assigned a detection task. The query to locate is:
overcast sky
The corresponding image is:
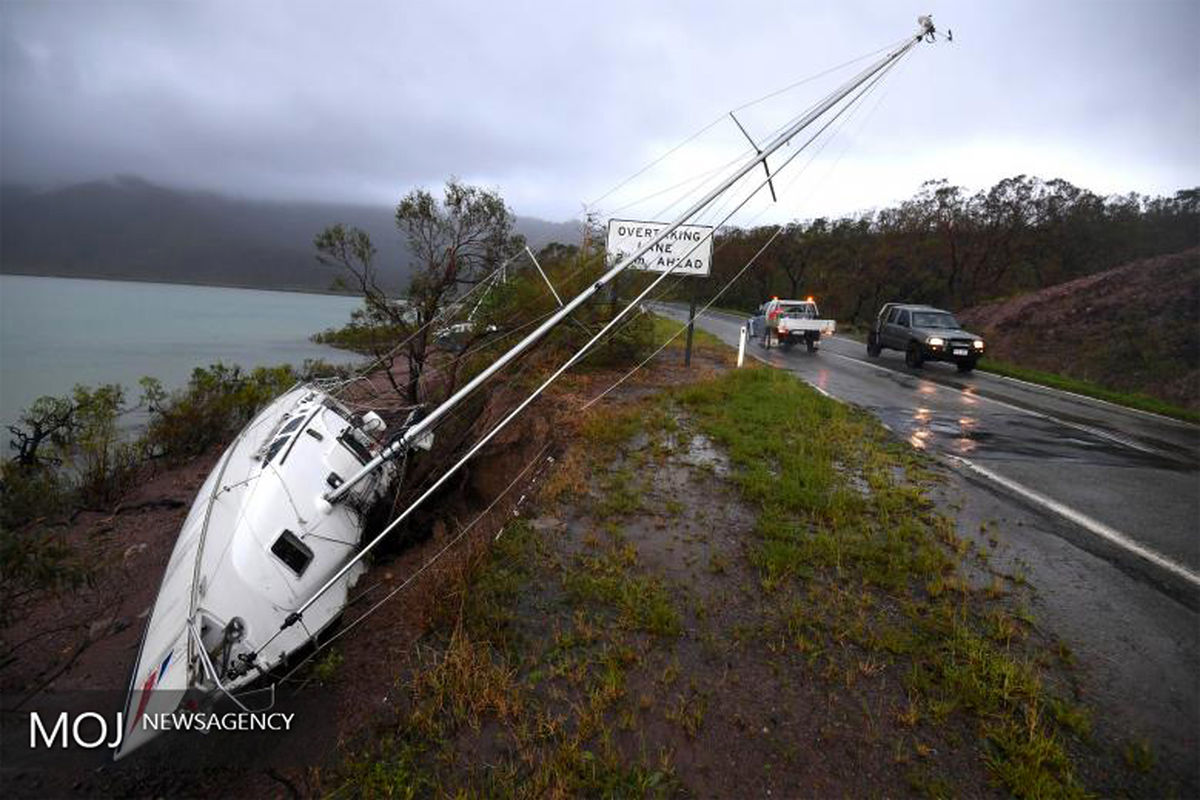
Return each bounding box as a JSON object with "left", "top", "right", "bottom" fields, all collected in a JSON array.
[{"left": 1, "top": 0, "right": 1196, "bottom": 224}]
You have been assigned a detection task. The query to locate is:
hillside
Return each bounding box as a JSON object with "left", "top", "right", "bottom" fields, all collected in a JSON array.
[
  {"left": 958, "top": 248, "right": 1200, "bottom": 410},
  {"left": 0, "top": 177, "right": 581, "bottom": 293}
]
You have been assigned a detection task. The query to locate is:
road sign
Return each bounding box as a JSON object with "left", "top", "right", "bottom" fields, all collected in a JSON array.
[{"left": 605, "top": 218, "right": 713, "bottom": 277}]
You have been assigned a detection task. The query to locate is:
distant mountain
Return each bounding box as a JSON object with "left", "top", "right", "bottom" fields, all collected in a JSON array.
[{"left": 0, "top": 177, "right": 582, "bottom": 293}]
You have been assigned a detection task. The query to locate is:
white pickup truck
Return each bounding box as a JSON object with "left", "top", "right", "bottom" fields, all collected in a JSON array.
[{"left": 748, "top": 297, "right": 836, "bottom": 353}]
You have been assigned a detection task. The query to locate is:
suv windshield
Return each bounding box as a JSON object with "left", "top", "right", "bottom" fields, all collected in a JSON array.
[{"left": 912, "top": 311, "right": 959, "bottom": 329}]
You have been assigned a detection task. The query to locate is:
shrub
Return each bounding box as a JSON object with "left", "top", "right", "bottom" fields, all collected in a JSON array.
[{"left": 142, "top": 363, "right": 297, "bottom": 462}]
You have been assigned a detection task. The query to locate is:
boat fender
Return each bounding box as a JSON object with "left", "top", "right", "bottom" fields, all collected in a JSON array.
[{"left": 314, "top": 496, "right": 335, "bottom": 516}]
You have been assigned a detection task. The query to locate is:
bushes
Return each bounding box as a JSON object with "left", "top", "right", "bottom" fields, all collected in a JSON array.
[
  {"left": 0, "top": 361, "right": 318, "bottom": 611},
  {"left": 142, "top": 363, "right": 297, "bottom": 461}
]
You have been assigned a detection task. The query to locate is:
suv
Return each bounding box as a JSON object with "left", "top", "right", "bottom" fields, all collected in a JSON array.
[{"left": 867, "top": 303, "right": 985, "bottom": 372}]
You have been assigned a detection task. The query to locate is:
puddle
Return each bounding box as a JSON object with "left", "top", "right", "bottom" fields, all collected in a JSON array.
[
  {"left": 833, "top": 461, "right": 873, "bottom": 497},
  {"left": 677, "top": 431, "right": 730, "bottom": 477}
]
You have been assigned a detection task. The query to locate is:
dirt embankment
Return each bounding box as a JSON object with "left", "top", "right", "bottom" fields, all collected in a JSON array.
[
  {"left": 0, "top": 340, "right": 731, "bottom": 798},
  {"left": 958, "top": 248, "right": 1200, "bottom": 409}
]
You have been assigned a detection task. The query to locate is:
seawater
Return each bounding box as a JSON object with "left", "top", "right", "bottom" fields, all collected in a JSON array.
[{"left": 0, "top": 275, "right": 363, "bottom": 435}]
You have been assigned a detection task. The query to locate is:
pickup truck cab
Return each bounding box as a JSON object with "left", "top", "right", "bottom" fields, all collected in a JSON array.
[
  {"left": 867, "top": 303, "right": 985, "bottom": 372},
  {"left": 749, "top": 297, "right": 836, "bottom": 353}
]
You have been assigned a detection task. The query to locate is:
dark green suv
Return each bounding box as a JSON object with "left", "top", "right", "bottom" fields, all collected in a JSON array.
[{"left": 867, "top": 303, "right": 985, "bottom": 372}]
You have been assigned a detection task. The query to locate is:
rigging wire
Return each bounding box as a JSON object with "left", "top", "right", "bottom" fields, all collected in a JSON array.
[
  {"left": 326, "top": 248, "right": 532, "bottom": 399},
  {"left": 585, "top": 53, "right": 905, "bottom": 407},
  {"left": 244, "top": 34, "right": 922, "bottom": 671},
  {"left": 267, "top": 441, "right": 554, "bottom": 688},
  {"left": 585, "top": 33, "right": 908, "bottom": 213},
  {"left": 582, "top": 59, "right": 892, "bottom": 370}
]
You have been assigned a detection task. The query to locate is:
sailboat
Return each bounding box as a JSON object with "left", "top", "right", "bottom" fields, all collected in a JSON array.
[{"left": 116, "top": 15, "right": 945, "bottom": 759}]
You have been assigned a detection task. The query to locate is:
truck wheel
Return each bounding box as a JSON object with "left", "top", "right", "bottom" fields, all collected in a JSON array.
[
  {"left": 806, "top": 338, "right": 816, "bottom": 353},
  {"left": 867, "top": 334, "right": 881, "bottom": 358},
  {"left": 956, "top": 358, "right": 977, "bottom": 374},
  {"left": 905, "top": 342, "right": 924, "bottom": 369}
]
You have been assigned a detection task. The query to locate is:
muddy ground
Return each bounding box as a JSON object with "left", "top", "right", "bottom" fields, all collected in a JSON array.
[{"left": 1, "top": 335, "right": 1193, "bottom": 797}]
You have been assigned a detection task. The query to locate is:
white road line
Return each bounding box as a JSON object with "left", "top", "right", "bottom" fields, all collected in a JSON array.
[
  {"left": 674, "top": 310, "right": 1163, "bottom": 454},
  {"left": 948, "top": 455, "right": 1200, "bottom": 590},
  {"left": 689, "top": 311, "right": 1199, "bottom": 591},
  {"left": 827, "top": 334, "right": 1197, "bottom": 429},
  {"left": 823, "top": 351, "right": 1162, "bottom": 457}
]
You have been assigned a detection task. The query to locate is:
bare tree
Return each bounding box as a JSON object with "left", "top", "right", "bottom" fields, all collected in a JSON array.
[{"left": 316, "top": 180, "right": 523, "bottom": 405}]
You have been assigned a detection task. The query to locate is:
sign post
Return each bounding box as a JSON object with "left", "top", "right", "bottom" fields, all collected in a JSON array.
[
  {"left": 685, "top": 286, "right": 698, "bottom": 367},
  {"left": 605, "top": 218, "right": 713, "bottom": 367}
]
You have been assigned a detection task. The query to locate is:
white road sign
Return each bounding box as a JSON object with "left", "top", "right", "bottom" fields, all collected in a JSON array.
[{"left": 605, "top": 218, "right": 713, "bottom": 277}]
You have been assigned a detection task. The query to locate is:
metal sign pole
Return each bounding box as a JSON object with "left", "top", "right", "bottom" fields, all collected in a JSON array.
[{"left": 685, "top": 284, "right": 698, "bottom": 367}]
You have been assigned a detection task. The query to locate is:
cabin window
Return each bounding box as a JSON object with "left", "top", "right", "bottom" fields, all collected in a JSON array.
[
  {"left": 270, "top": 529, "right": 313, "bottom": 576},
  {"left": 306, "top": 428, "right": 324, "bottom": 442},
  {"left": 897, "top": 310, "right": 911, "bottom": 327},
  {"left": 280, "top": 417, "right": 304, "bottom": 435},
  {"left": 264, "top": 436, "right": 289, "bottom": 463}
]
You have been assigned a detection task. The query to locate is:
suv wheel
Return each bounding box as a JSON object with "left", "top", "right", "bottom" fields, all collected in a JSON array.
[
  {"left": 867, "top": 334, "right": 881, "bottom": 357},
  {"left": 905, "top": 342, "right": 924, "bottom": 369},
  {"left": 956, "top": 358, "right": 977, "bottom": 374}
]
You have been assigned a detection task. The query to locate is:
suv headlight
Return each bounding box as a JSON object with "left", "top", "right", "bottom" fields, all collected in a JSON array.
[
  {"left": 927, "top": 337, "right": 945, "bottom": 347},
  {"left": 973, "top": 340, "right": 984, "bottom": 349}
]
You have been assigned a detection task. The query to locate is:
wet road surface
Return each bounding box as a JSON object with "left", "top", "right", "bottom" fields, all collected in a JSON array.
[{"left": 659, "top": 304, "right": 1200, "bottom": 599}]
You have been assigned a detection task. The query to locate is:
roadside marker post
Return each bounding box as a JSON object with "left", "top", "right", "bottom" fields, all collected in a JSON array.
[{"left": 738, "top": 325, "right": 747, "bottom": 367}]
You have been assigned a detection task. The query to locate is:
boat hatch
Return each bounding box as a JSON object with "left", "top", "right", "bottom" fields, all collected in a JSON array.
[{"left": 271, "top": 529, "right": 314, "bottom": 576}]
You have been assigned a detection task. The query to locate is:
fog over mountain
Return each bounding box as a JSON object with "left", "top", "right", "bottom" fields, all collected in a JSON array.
[{"left": 0, "top": 177, "right": 582, "bottom": 293}]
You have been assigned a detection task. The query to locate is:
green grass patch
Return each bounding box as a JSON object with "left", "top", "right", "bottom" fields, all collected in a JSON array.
[
  {"left": 675, "top": 367, "right": 1091, "bottom": 796},
  {"left": 649, "top": 313, "right": 730, "bottom": 357},
  {"left": 976, "top": 358, "right": 1198, "bottom": 423},
  {"left": 562, "top": 547, "right": 682, "bottom": 638}
]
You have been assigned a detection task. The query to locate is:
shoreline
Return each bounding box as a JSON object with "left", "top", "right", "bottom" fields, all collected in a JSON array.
[{"left": 0, "top": 268, "right": 367, "bottom": 298}]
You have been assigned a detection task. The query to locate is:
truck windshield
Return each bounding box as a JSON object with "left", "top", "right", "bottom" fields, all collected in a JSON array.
[{"left": 912, "top": 311, "right": 959, "bottom": 329}]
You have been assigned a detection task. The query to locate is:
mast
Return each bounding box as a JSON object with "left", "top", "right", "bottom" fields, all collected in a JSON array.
[
  {"left": 272, "top": 16, "right": 941, "bottom": 635},
  {"left": 325, "top": 16, "right": 936, "bottom": 506}
]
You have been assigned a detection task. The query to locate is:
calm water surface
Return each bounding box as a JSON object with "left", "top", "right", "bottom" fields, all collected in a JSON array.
[{"left": 0, "top": 275, "right": 362, "bottom": 432}]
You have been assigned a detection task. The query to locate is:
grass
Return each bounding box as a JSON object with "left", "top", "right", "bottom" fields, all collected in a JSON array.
[
  {"left": 648, "top": 313, "right": 730, "bottom": 359},
  {"left": 330, "top": 365, "right": 1101, "bottom": 798},
  {"left": 676, "top": 367, "right": 1091, "bottom": 797},
  {"left": 975, "top": 358, "right": 1199, "bottom": 423}
]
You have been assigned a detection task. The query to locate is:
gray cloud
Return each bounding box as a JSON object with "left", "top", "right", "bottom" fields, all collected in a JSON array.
[{"left": 1, "top": 0, "right": 1196, "bottom": 222}]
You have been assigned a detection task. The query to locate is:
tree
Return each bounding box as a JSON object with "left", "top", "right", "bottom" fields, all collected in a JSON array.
[{"left": 316, "top": 180, "right": 524, "bottom": 405}]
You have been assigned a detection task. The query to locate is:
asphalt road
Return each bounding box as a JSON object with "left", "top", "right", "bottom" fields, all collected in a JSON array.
[
  {"left": 658, "top": 304, "right": 1200, "bottom": 787},
  {"left": 659, "top": 304, "right": 1200, "bottom": 600}
]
